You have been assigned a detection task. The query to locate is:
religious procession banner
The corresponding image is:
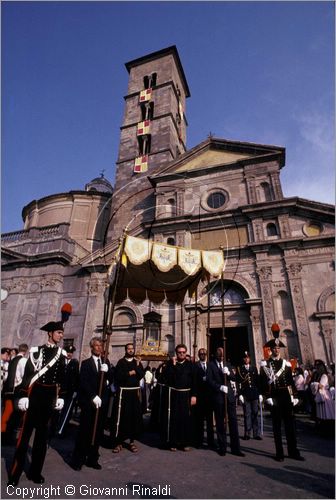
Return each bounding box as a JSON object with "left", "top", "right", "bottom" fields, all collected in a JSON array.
[
  {"left": 112, "top": 235, "right": 226, "bottom": 305},
  {"left": 124, "top": 235, "right": 152, "bottom": 265}
]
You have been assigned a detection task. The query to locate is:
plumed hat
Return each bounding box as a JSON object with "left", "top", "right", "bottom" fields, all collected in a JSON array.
[
  {"left": 242, "top": 351, "right": 250, "bottom": 359},
  {"left": 264, "top": 323, "right": 286, "bottom": 348},
  {"left": 64, "top": 345, "right": 76, "bottom": 353},
  {"left": 40, "top": 321, "right": 64, "bottom": 333}
]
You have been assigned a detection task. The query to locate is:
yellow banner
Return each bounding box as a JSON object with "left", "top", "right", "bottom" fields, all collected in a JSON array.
[
  {"left": 202, "top": 250, "right": 224, "bottom": 278},
  {"left": 178, "top": 249, "right": 201, "bottom": 276},
  {"left": 124, "top": 236, "right": 152, "bottom": 265},
  {"left": 151, "top": 243, "right": 177, "bottom": 272}
]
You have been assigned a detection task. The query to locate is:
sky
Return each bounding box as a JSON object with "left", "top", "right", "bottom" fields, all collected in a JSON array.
[{"left": 2, "top": 1, "right": 335, "bottom": 233}]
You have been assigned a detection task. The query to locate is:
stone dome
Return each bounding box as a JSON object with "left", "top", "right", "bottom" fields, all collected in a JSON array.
[{"left": 85, "top": 174, "right": 113, "bottom": 193}]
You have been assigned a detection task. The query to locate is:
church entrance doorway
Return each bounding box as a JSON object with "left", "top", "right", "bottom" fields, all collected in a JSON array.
[{"left": 209, "top": 326, "right": 249, "bottom": 366}]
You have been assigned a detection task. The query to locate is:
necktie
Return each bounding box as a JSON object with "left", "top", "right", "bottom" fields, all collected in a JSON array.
[
  {"left": 97, "top": 358, "right": 101, "bottom": 371},
  {"left": 203, "top": 363, "right": 206, "bottom": 371}
]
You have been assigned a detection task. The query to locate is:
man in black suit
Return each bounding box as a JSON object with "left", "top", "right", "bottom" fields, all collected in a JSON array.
[
  {"left": 207, "top": 347, "right": 245, "bottom": 457},
  {"left": 236, "top": 351, "right": 263, "bottom": 440},
  {"left": 193, "top": 348, "right": 214, "bottom": 448},
  {"left": 57, "top": 345, "right": 79, "bottom": 437},
  {"left": 70, "top": 337, "right": 112, "bottom": 470}
]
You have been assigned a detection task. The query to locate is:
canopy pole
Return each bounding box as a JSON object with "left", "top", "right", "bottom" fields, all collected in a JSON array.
[
  {"left": 91, "top": 230, "right": 127, "bottom": 446},
  {"left": 193, "top": 287, "right": 198, "bottom": 361},
  {"left": 220, "top": 271, "right": 228, "bottom": 426},
  {"left": 206, "top": 276, "right": 211, "bottom": 363},
  {"left": 180, "top": 302, "right": 184, "bottom": 345}
]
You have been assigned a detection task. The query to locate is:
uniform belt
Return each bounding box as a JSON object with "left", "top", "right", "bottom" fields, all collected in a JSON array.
[
  {"left": 118, "top": 386, "right": 140, "bottom": 390},
  {"left": 34, "top": 382, "right": 59, "bottom": 388}
]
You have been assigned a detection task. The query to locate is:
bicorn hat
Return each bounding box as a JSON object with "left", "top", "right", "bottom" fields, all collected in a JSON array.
[
  {"left": 264, "top": 323, "right": 286, "bottom": 348},
  {"left": 64, "top": 345, "right": 76, "bottom": 353},
  {"left": 40, "top": 321, "right": 64, "bottom": 333},
  {"left": 242, "top": 351, "right": 250, "bottom": 359}
]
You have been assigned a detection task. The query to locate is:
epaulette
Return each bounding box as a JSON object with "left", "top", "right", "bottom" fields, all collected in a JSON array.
[
  {"left": 30, "top": 347, "right": 39, "bottom": 353},
  {"left": 286, "top": 361, "right": 292, "bottom": 367},
  {"left": 260, "top": 360, "right": 267, "bottom": 367}
]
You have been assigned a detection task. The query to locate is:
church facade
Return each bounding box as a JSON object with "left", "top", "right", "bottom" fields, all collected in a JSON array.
[{"left": 2, "top": 46, "right": 334, "bottom": 367}]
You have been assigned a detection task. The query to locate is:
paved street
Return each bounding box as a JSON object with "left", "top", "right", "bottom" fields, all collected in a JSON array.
[{"left": 1, "top": 410, "right": 334, "bottom": 499}]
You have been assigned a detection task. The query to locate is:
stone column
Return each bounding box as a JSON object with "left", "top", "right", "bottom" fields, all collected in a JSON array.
[
  {"left": 315, "top": 314, "right": 335, "bottom": 364},
  {"left": 177, "top": 190, "right": 184, "bottom": 216},
  {"left": 252, "top": 218, "right": 264, "bottom": 242},
  {"left": 285, "top": 262, "right": 314, "bottom": 364},
  {"left": 256, "top": 266, "right": 275, "bottom": 342},
  {"left": 245, "top": 177, "right": 257, "bottom": 204},
  {"left": 80, "top": 275, "right": 107, "bottom": 361},
  {"left": 278, "top": 214, "right": 291, "bottom": 239},
  {"left": 247, "top": 301, "right": 265, "bottom": 365},
  {"left": 269, "top": 172, "right": 283, "bottom": 199}
]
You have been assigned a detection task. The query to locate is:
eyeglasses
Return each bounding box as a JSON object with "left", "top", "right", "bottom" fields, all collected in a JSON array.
[{"left": 176, "top": 350, "right": 186, "bottom": 354}]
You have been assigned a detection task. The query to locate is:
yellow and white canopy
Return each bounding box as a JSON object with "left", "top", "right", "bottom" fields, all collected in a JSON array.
[{"left": 111, "top": 235, "right": 225, "bottom": 305}]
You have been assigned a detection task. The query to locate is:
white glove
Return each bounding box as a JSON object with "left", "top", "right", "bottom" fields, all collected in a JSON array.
[
  {"left": 220, "top": 385, "right": 228, "bottom": 394},
  {"left": 330, "top": 387, "right": 335, "bottom": 400},
  {"left": 55, "top": 398, "right": 64, "bottom": 410},
  {"left": 266, "top": 398, "right": 274, "bottom": 406},
  {"left": 92, "top": 395, "right": 102, "bottom": 408},
  {"left": 223, "top": 366, "right": 230, "bottom": 375},
  {"left": 18, "top": 397, "right": 29, "bottom": 411},
  {"left": 239, "top": 395, "right": 245, "bottom": 404},
  {"left": 259, "top": 395, "right": 263, "bottom": 403},
  {"left": 293, "top": 398, "right": 299, "bottom": 406},
  {"left": 100, "top": 363, "right": 108, "bottom": 373},
  {"left": 73, "top": 391, "right": 77, "bottom": 398}
]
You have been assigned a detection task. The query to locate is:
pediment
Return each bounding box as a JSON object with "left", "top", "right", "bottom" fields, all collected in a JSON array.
[
  {"left": 174, "top": 149, "right": 252, "bottom": 173},
  {"left": 152, "top": 138, "right": 285, "bottom": 181}
]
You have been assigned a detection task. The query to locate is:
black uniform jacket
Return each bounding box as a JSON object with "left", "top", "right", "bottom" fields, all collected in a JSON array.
[{"left": 236, "top": 364, "right": 260, "bottom": 400}]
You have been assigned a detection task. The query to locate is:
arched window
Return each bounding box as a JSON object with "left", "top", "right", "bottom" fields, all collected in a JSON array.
[
  {"left": 165, "top": 198, "right": 176, "bottom": 217},
  {"left": 325, "top": 293, "right": 335, "bottom": 313},
  {"left": 144, "top": 312, "right": 161, "bottom": 341},
  {"left": 114, "top": 310, "right": 135, "bottom": 326},
  {"left": 209, "top": 283, "right": 247, "bottom": 306},
  {"left": 276, "top": 291, "right": 292, "bottom": 320},
  {"left": 283, "top": 329, "right": 300, "bottom": 360},
  {"left": 266, "top": 223, "right": 278, "bottom": 237},
  {"left": 259, "top": 182, "right": 272, "bottom": 202}
]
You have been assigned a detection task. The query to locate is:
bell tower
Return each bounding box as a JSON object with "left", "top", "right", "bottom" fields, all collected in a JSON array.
[{"left": 109, "top": 46, "right": 190, "bottom": 240}]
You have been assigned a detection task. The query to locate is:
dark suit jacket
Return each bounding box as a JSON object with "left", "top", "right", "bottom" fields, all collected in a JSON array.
[
  {"left": 194, "top": 361, "right": 211, "bottom": 402},
  {"left": 77, "top": 357, "right": 112, "bottom": 409},
  {"left": 207, "top": 360, "right": 236, "bottom": 404},
  {"left": 64, "top": 358, "right": 79, "bottom": 396}
]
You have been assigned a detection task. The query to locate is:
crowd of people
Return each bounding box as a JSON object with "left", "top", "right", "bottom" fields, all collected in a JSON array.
[{"left": 1, "top": 321, "right": 335, "bottom": 487}]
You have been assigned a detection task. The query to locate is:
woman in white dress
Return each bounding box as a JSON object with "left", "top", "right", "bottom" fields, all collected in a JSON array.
[{"left": 310, "top": 360, "right": 335, "bottom": 436}]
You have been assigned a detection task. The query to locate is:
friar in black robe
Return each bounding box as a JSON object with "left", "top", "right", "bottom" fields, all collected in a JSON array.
[
  {"left": 110, "top": 343, "right": 144, "bottom": 453},
  {"left": 161, "top": 344, "right": 197, "bottom": 451}
]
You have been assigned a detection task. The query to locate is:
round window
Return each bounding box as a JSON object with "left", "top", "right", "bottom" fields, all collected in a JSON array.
[
  {"left": 207, "top": 192, "right": 226, "bottom": 209},
  {"left": 303, "top": 222, "right": 322, "bottom": 237}
]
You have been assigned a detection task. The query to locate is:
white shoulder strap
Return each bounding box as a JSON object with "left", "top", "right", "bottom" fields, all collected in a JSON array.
[{"left": 29, "top": 347, "right": 62, "bottom": 387}]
